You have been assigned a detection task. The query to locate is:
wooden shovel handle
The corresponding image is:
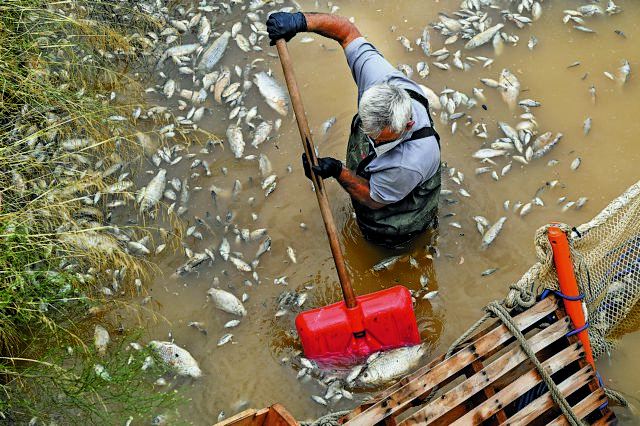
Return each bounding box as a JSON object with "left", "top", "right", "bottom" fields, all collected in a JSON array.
[{"left": 275, "top": 39, "right": 357, "bottom": 309}]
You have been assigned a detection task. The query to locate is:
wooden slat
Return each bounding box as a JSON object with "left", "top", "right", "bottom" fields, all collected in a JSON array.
[
  {"left": 545, "top": 388, "right": 608, "bottom": 426},
  {"left": 339, "top": 299, "right": 548, "bottom": 424},
  {"left": 465, "top": 359, "right": 507, "bottom": 425},
  {"left": 447, "top": 341, "right": 584, "bottom": 425},
  {"left": 345, "top": 296, "right": 560, "bottom": 426},
  {"left": 265, "top": 403, "right": 300, "bottom": 426},
  {"left": 499, "top": 365, "right": 595, "bottom": 425},
  {"left": 216, "top": 407, "right": 270, "bottom": 426},
  {"left": 401, "top": 316, "right": 573, "bottom": 425},
  {"left": 217, "top": 409, "right": 259, "bottom": 426},
  {"left": 591, "top": 410, "right": 617, "bottom": 426}
]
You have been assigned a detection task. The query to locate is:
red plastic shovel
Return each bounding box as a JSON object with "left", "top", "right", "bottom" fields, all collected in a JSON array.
[{"left": 275, "top": 40, "right": 421, "bottom": 365}]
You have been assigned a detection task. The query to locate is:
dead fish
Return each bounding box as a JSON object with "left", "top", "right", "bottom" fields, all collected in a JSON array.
[
  {"left": 397, "top": 36, "right": 413, "bottom": 52},
  {"left": 472, "top": 149, "right": 507, "bottom": 159},
  {"left": 571, "top": 157, "right": 581, "bottom": 171},
  {"left": 583, "top": 117, "right": 592, "bottom": 135},
  {"left": 253, "top": 72, "right": 289, "bottom": 116},
  {"left": 94, "top": 325, "right": 110, "bottom": 354},
  {"left": 481, "top": 268, "right": 498, "bottom": 277},
  {"left": 480, "top": 217, "right": 507, "bottom": 250},
  {"left": 418, "top": 27, "right": 431, "bottom": 56},
  {"left": 619, "top": 59, "right": 631, "bottom": 84},
  {"left": 321, "top": 116, "right": 337, "bottom": 135},
  {"left": 348, "top": 344, "right": 427, "bottom": 389},
  {"left": 224, "top": 320, "right": 241, "bottom": 328},
  {"left": 198, "top": 31, "right": 231, "bottom": 71},
  {"left": 251, "top": 120, "right": 273, "bottom": 148},
  {"left": 226, "top": 125, "right": 245, "bottom": 159},
  {"left": 158, "top": 43, "right": 199, "bottom": 67},
  {"left": 287, "top": 246, "right": 297, "bottom": 263},
  {"left": 373, "top": 255, "right": 403, "bottom": 271},
  {"left": 148, "top": 341, "right": 202, "bottom": 378},
  {"left": 465, "top": 23, "right": 504, "bottom": 50},
  {"left": 217, "top": 333, "right": 233, "bottom": 347},
  {"left": 499, "top": 68, "right": 520, "bottom": 109},
  {"left": 230, "top": 256, "right": 252, "bottom": 272},
  {"left": 139, "top": 169, "right": 166, "bottom": 214},
  {"left": 207, "top": 288, "right": 247, "bottom": 317},
  {"left": 188, "top": 321, "right": 208, "bottom": 335},
  {"left": 175, "top": 252, "right": 209, "bottom": 276},
  {"left": 219, "top": 237, "right": 230, "bottom": 261},
  {"left": 255, "top": 236, "right": 272, "bottom": 259},
  {"left": 258, "top": 153, "right": 273, "bottom": 177}
]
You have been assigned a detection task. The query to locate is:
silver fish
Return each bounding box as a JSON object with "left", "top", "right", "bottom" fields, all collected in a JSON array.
[
  {"left": 255, "top": 236, "right": 272, "bottom": 259},
  {"left": 418, "top": 27, "right": 431, "bottom": 56},
  {"left": 464, "top": 23, "right": 504, "bottom": 50},
  {"left": 158, "top": 43, "right": 199, "bottom": 67},
  {"left": 349, "top": 344, "right": 427, "bottom": 389},
  {"left": 230, "top": 256, "right": 252, "bottom": 272},
  {"left": 149, "top": 341, "right": 202, "bottom": 378},
  {"left": 226, "top": 125, "right": 245, "bottom": 159},
  {"left": 207, "top": 288, "right": 247, "bottom": 317},
  {"left": 197, "top": 16, "right": 211, "bottom": 44},
  {"left": 253, "top": 72, "right": 289, "bottom": 116},
  {"left": 583, "top": 117, "right": 592, "bottom": 135},
  {"left": 472, "top": 149, "right": 507, "bottom": 159},
  {"left": 499, "top": 68, "right": 520, "bottom": 109},
  {"left": 619, "top": 59, "right": 630, "bottom": 84},
  {"left": 480, "top": 217, "right": 507, "bottom": 250},
  {"left": 251, "top": 120, "right": 273, "bottom": 148},
  {"left": 198, "top": 31, "right": 230, "bottom": 71},
  {"left": 217, "top": 333, "right": 233, "bottom": 347},
  {"left": 373, "top": 255, "right": 403, "bottom": 271},
  {"left": 140, "top": 169, "right": 166, "bottom": 214}
]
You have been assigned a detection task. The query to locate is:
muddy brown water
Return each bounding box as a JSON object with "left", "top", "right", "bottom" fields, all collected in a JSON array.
[{"left": 118, "top": 0, "right": 640, "bottom": 423}]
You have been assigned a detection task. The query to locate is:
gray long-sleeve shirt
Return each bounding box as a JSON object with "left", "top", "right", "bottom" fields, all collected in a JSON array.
[{"left": 344, "top": 37, "right": 440, "bottom": 204}]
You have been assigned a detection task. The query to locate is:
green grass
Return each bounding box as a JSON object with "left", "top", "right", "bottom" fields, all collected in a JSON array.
[{"left": 0, "top": 1, "right": 185, "bottom": 423}]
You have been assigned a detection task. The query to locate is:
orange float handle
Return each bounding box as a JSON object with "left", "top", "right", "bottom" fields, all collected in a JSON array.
[{"left": 547, "top": 226, "right": 595, "bottom": 369}]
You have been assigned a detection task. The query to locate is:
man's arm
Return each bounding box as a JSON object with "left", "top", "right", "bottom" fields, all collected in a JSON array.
[
  {"left": 303, "top": 13, "right": 362, "bottom": 49},
  {"left": 336, "top": 168, "right": 387, "bottom": 210}
]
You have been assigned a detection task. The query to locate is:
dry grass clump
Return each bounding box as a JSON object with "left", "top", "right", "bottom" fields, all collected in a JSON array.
[{"left": 0, "top": 1, "right": 181, "bottom": 423}]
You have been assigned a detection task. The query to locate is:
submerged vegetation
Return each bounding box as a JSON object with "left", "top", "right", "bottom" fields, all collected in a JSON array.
[{"left": 0, "top": 1, "right": 183, "bottom": 423}]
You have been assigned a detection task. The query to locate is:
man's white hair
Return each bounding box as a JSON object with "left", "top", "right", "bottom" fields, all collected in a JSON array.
[{"left": 359, "top": 83, "right": 412, "bottom": 138}]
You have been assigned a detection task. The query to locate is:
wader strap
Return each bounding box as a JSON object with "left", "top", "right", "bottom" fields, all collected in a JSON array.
[{"left": 405, "top": 88, "right": 441, "bottom": 150}]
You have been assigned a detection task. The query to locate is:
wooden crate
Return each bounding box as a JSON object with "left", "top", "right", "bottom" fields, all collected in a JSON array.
[
  {"left": 339, "top": 295, "right": 617, "bottom": 425},
  {"left": 217, "top": 403, "right": 299, "bottom": 426}
]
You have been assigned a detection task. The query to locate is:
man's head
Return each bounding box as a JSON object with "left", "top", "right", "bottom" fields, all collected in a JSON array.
[{"left": 359, "top": 84, "right": 414, "bottom": 142}]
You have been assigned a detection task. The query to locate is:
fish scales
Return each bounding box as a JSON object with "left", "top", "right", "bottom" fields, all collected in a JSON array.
[
  {"left": 207, "top": 288, "right": 247, "bottom": 317},
  {"left": 149, "top": 341, "right": 202, "bottom": 377},
  {"left": 139, "top": 169, "right": 166, "bottom": 213},
  {"left": 198, "top": 31, "right": 231, "bottom": 71},
  {"left": 253, "top": 72, "right": 289, "bottom": 116}
]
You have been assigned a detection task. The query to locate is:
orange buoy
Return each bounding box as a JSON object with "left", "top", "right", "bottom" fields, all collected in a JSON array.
[{"left": 548, "top": 226, "right": 595, "bottom": 369}]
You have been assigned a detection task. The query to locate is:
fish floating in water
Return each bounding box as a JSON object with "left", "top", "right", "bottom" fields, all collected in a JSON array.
[{"left": 149, "top": 341, "right": 202, "bottom": 378}]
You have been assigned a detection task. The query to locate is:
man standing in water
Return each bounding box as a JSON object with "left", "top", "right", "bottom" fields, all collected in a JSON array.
[{"left": 267, "top": 12, "right": 441, "bottom": 249}]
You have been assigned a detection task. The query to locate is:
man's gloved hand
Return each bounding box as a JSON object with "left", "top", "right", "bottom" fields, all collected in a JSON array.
[
  {"left": 266, "top": 12, "right": 307, "bottom": 46},
  {"left": 302, "top": 153, "right": 342, "bottom": 180}
]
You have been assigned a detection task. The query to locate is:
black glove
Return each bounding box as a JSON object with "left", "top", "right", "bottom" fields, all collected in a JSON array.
[
  {"left": 266, "top": 12, "right": 307, "bottom": 46},
  {"left": 302, "top": 153, "right": 342, "bottom": 180}
]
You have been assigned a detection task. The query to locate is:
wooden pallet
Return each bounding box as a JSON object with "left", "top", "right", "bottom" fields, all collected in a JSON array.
[
  {"left": 217, "top": 403, "right": 299, "bottom": 426},
  {"left": 338, "top": 294, "right": 617, "bottom": 425}
]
